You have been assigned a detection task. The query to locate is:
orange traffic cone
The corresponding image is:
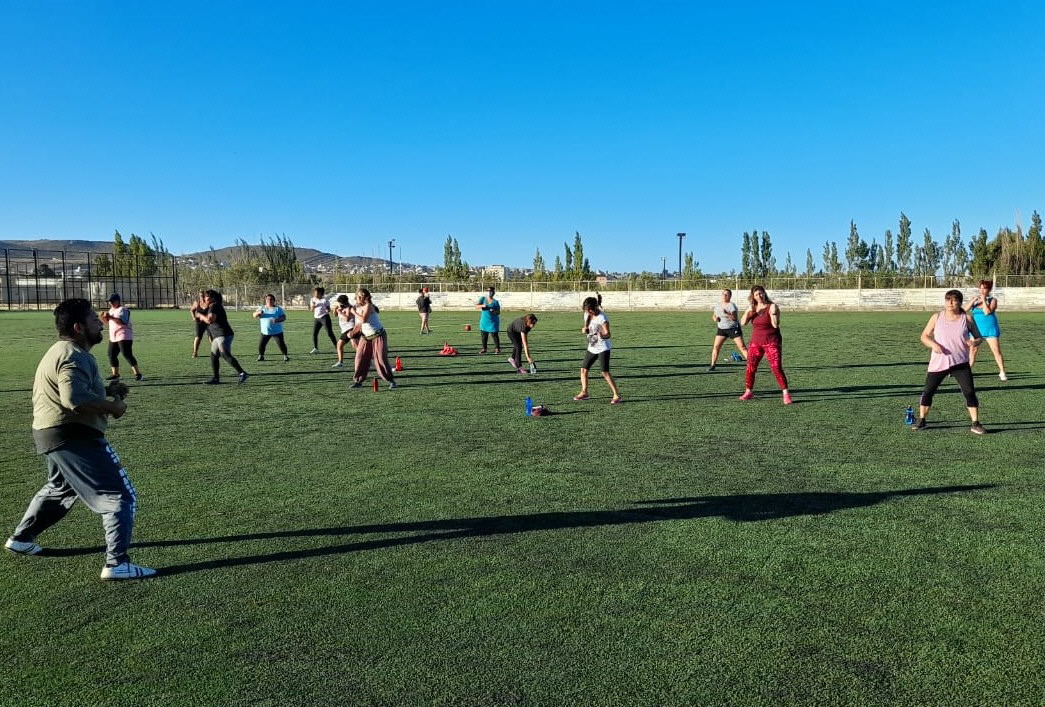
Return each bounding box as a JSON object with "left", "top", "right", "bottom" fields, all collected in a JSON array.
[{"left": 394, "top": 356, "right": 403, "bottom": 372}]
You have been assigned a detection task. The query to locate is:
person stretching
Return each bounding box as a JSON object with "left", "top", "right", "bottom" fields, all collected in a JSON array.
[
  {"left": 739, "top": 285, "right": 792, "bottom": 404},
  {"left": 913, "top": 289, "right": 985, "bottom": 434}
]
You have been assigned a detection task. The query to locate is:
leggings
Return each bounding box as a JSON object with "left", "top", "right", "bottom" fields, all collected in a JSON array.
[
  {"left": 480, "top": 331, "right": 501, "bottom": 351},
  {"left": 508, "top": 330, "right": 525, "bottom": 364},
  {"left": 313, "top": 315, "right": 338, "bottom": 348},
  {"left": 920, "top": 362, "right": 978, "bottom": 408},
  {"left": 259, "top": 333, "right": 288, "bottom": 356},
  {"left": 211, "top": 335, "right": 245, "bottom": 378},
  {"left": 108, "top": 341, "right": 138, "bottom": 368},
  {"left": 353, "top": 332, "right": 395, "bottom": 383},
  {"left": 745, "top": 341, "right": 788, "bottom": 390}
]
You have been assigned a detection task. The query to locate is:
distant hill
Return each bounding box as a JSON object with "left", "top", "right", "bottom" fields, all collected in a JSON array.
[
  {"left": 0, "top": 239, "right": 404, "bottom": 269},
  {"left": 0, "top": 239, "right": 116, "bottom": 254}
]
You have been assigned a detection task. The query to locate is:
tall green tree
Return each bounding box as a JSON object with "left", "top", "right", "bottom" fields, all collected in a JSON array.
[
  {"left": 532, "top": 248, "right": 546, "bottom": 279},
  {"left": 829, "top": 242, "right": 842, "bottom": 275},
  {"left": 759, "top": 231, "right": 775, "bottom": 277},
  {"left": 682, "top": 252, "right": 701, "bottom": 282},
  {"left": 896, "top": 213, "right": 913, "bottom": 275},
  {"left": 805, "top": 249, "right": 816, "bottom": 276},
  {"left": 968, "top": 227, "right": 997, "bottom": 278},
  {"left": 563, "top": 242, "right": 573, "bottom": 276},
  {"left": 941, "top": 219, "right": 968, "bottom": 279},
  {"left": 844, "top": 220, "right": 869, "bottom": 272},
  {"left": 572, "top": 232, "right": 591, "bottom": 279},
  {"left": 921, "top": 228, "right": 942, "bottom": 276},
  {"left": 883, "top": 229, "right": 895, "bottom": 272},
  {"left": 1027, "top": 210, "right": 1043, "bottom": 271},
  {"left": 741, "top": 232, "right": 753, "bottom": 277},
  {"left": 750, "top": 231, "right": 763, "bottom": 278},
  {"left": 552, "top": 255, "right": 563, "bottom": 281},
  {"left": 112, "top": 230, "right": 133, "bottom": 276},
  {"left": 440, "top": 234, "right": 468, "bottom": 280},
  {"left": 259, "top": 234, "right": 303, "bottom": 282}
]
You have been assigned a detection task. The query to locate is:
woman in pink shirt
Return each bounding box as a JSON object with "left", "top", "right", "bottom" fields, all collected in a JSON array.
[
  {"left": 913, "top": 289, "right": 985, "bottom": 434},
  {"left": 100, "top": 293, "right": 143, "bottom": 381}
]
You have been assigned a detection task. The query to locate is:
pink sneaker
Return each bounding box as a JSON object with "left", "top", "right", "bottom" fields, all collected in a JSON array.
[
  {"left": 738, "top": 391, "right": 754, "bottom": 401},
  {"left": 610, "top": 396, "right": 622, "bottom": 405},
  {"left": 573, "top": 392, "right": 590, "bottom": 401},
  {"left": 783, "top": 391, "right": 793, "bottom": 405}
]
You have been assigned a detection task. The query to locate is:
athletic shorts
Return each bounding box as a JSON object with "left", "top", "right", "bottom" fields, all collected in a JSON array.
[
  {"left": 582, "top": 350, "right": 611, "bottom": 372},
  {"left": 716, "top": 326, "right": 742, "bottom": 340}
]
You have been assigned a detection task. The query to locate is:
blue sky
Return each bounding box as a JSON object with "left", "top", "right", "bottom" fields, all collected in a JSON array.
[{"left": 2, "top": 1, "right": 1042, "bottom": 274}]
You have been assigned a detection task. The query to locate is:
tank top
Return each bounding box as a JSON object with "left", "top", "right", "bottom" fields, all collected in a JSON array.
[
  {"left": 928, "top": 310, "right": 970, "bottom": 372},
  {"left": 749, "top": 306, "right": 781, "bottom": 346}
]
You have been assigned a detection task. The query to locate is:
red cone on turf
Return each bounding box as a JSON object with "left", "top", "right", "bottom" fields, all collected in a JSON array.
[
  {"left": 372, "top": 378, "right": 379, "bottom": 392},
  {"left": 394, "top": 356, "right": 403, "bottom": 372}
]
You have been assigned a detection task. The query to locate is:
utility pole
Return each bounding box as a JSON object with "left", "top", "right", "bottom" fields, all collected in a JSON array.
[
  {"left": 387, "top": 238, "right": 396, "bottom": 274},
  {"left": 677, "top": 232, "right": 685, "bottom": 277},
  {"left": 661, "top": 256, "right": 667, "bottom": 278}
]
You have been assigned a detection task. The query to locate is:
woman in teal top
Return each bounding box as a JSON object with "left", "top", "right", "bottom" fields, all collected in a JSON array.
[
  {"left": 968, "top": 279, "right": 1007, "bottom": 381},
  {"left": 475, "top": 287, "right": 501, "bottom": 353}
]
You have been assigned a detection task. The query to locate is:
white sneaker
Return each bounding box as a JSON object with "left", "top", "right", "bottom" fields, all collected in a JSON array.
[
  {"left": 5, "top": 537, "right": 42, "bottom": 555},
  {"left": 331, "top": 361, "right": 343, "bottom": 368},
  {"left": 388, "top": 381, "right": 398, "bottom": 390},
  {"left": 999, "top": 372, "right": 1008, "bottom": 381},
  {"left": 100, "top": 562, "right": 157, "bottom": 580},
  {"left": 309, "top": 348, "right": 319, "bottom": 354}
]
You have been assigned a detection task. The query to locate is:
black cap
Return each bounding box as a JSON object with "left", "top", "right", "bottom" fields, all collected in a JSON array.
[{"left": 108, "top": 293, "right": 121, "bottom": 303}]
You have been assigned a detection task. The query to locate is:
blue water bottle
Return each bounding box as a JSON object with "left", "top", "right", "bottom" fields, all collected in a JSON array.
[
  {"left": 525, "top": 397, "right": 533, "bottom": 416},
  {"left": 904, "top": 406, "right": 914, "bottom": 425}
]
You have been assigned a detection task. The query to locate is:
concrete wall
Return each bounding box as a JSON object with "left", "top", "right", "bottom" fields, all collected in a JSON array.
[{"left": 364, "top": 287, "right": 1045, "bottom": 312}]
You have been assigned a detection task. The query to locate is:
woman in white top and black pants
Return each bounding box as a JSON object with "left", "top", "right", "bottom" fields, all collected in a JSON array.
[{"left": 309, "top": 286, "right": 338, "bottom": 353}]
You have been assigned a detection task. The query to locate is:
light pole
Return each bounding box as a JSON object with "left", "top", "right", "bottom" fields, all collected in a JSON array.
[
  {"left": 661, "top": 256, "right": 667, "bottom": 278},
  {"left": 387, "top": 238, "right": 396, "bottom": 274},
  {"left": 677, "top": 232, "right": 685, "bottom": 277}
]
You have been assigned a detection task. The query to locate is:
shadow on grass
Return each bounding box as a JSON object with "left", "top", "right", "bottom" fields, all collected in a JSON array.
[{"left": 106, "top": 483, "right": 992, "bottom": 576}]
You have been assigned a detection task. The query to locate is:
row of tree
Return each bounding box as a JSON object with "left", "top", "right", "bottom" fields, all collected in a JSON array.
[
  {"left": 742, "top": 211, "right": 1045, "bottom": 280},
  {"left": 85, "top": 210, "right": 1045, "bottom": 291}
]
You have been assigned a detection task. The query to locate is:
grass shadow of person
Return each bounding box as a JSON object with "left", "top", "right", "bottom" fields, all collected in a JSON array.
[{"left": 126, "top": 484, "right": 994, "bottom": 576}]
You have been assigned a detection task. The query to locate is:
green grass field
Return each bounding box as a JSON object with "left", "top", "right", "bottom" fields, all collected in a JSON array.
[{"left": 1, "top": 307, "right": 1043, "bottom": 706}]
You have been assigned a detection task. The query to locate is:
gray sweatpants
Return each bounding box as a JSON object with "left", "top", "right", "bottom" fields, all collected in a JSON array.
[{"left": 11, "top": 439, "right": 138, "bottom": 566}]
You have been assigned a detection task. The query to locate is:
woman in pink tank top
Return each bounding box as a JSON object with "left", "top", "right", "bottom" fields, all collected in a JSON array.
[{"left": 913, "top": 289, "right": 985, "bottom": 434}]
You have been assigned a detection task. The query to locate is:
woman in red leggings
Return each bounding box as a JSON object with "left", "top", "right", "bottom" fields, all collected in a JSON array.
[{"left": 739, "top": 285, "right": 792, "bottom": 405}]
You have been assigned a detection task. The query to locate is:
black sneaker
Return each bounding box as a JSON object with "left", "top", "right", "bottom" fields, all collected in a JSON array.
[
  {"left": 911, "top": 417, "right": 927, "bottom": 430},
  {"left": 134, "top": 373, "right": 143, "bottom": 381},
  {"left": 257, "top": 355, "right": 265, "bottom": 362},
  {"left": 106, "top": 375, "right": 120, "bottom": 381},
  {"left": 204, "top": 378, "right": 220, "bottom": 385},
  {"left": 970, "top": 422, "right": 986, "bottom": 435},
  {"left": 707, "top": 365, "right": 716, "bottom": 372}
]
